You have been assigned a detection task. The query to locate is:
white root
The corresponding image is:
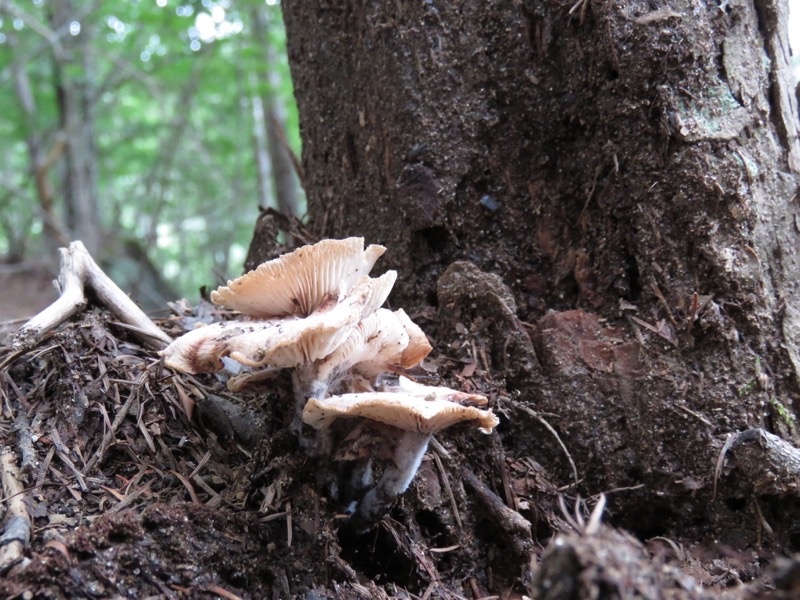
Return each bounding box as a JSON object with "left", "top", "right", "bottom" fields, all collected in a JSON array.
[
  {"left": 12, "top": 241, "right": 171, "bottom": 355},
  {"left": 354, "top": 431, "right": 431, "bottom": 524}
]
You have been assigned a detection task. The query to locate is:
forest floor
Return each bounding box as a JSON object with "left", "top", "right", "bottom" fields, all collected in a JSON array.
[{"left": 0, "top": 271, "right": 798, "bottom": 599}]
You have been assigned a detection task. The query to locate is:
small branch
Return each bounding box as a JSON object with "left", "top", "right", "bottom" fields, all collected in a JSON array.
[
  {"left": 10, "top": 241, "right": 171, "bottom": 359},
  {"left": 14, "top": 412, "right": 36, "bottom": 473},
  {"left": 461, "top": 466, "right": 532, "bottom": 556},
  {"left": 0, "top": 449, "right": 30, "bottom": 573},
  {"left": 84, "top": 385, "right": 139, "bottom": 473}
]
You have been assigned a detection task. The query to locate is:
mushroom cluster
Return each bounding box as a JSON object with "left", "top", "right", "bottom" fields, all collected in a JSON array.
[{"left": 161, "top": 238, "right": 498, "bottom": 522}]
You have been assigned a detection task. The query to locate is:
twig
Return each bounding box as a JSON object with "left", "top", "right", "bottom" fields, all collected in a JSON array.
[
  {"left": 461, "top": 467, "right": 531, "bottom": 556},
  {"left": 712, "top": 433, "right": 735, "bottom": 502},
  {"left": 431, "top": 451, "right": 462, "bottom": 531},
  {"left": 0, "top": 449, "right": 31, "bottom": 572},
  {"left": 85, "top": 384, "right": 138, "bottom": 472},
  {"left": 510, "top": 400, "right": 580, "bottom": 487},
  {"left": 14, "top": 412, "right": 36, "bottom": 472},
  {"left": 585, "top": 493, "right": 607, "bottom": 535},
  {"left": 205, "top": 585, "right": 242, "bottom": 600},
  {"left": 48, "top": 428, "right": 87, "bottom": 492},
  {"left": 170, "top": 470, "right": 200, "bottom": 505}
]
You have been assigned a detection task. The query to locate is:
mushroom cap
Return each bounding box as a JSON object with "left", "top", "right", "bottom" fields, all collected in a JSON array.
[
  {"left": 383, "top": 375, "right": 488, "bottom": 405},
  {"left": 160, "top": 321, "right": 249, "bottom": 374},
  {"left": 160, "top": 315, "right": 347, "bottom": 374},
  {"left": 316, "top": 308, "right": 432, "bottom": 382},
  {"left": 211, "top": 238, "right": 386, "bottom": 318},
  {"left": 316, "top": 308, "right": 409, "bottom": 381},
  {"left": 394, "top": 309, "right": 433, "bottom": 369},
  {"left": 161, "top": 272, "right": 396, "bottom": 374},
  {"left": 302, "top": 378, "right": 498, "bottom": 434}
]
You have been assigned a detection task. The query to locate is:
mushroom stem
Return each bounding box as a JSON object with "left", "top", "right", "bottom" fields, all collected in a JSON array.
[
  {"left": 290, "top": 365, "right": 329, "bottom": 449},
  {"left": 355, "top": 431, "right": 432, "bottom": 524}
]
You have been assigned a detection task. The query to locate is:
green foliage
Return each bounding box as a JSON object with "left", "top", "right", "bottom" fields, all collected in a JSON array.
[{"left": 0, "top": 0, "right": 301, "bottom": 300}]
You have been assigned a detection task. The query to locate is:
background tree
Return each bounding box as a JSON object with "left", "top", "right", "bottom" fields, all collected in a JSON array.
[
  {"left": 0, "top": 0, "right": 302, "bottom": 308},
  {"left": 281, "top": 0, "right": 800, "bottom": 549}
]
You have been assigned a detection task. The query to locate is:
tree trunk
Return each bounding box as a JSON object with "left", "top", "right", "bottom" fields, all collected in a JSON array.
[
  {"left": 4, "top": 20, "right": 68, "bottom": 256},
  {"left": 282, "top": 0, "right": 800, "bottom": 547},
  {"left": 251, "top": 4, "right": 301, "bottom": 222},
  {"left": 49, "top": 0, "right": 101, "bottom": 256}
]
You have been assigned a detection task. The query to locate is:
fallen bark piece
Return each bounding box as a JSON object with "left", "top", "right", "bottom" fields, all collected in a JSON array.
[{"left": 11, "top": 241, "right": 171, "bottom": 355}]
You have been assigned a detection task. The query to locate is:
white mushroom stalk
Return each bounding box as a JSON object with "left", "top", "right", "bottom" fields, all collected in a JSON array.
[{"left": 160, "top": 238, "right": 499, "bottom": 523}]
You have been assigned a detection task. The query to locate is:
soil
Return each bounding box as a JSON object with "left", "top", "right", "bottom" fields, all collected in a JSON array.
[{"left": 1, "top": 254, "right": 799, "bottom": 599}]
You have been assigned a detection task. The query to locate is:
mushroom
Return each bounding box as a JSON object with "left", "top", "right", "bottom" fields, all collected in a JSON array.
[
  {"left": 211, "top": 237, "right": 386, "bottom": 318},
  {"left": 302, "top": 378, "right": 497, "bottom": 433},
  {"left": 162, "top": 270, "right": 397, "bottom": 438},
  {"left": 161, "top": 238, "right": 500, "bottom": 524},
  {"left": 162, "top": 239, "right": 399, "bottom": 444},
  {"left": 302, "top": 378, "right": 498, "bottom": 523}
]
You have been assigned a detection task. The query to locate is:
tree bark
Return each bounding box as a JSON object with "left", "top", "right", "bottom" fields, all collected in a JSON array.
[{"left": 282, "top": 0, "right": 800, "bottom": 543}]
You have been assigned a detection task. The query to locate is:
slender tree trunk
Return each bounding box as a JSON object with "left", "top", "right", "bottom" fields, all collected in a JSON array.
[
  {"left": 4, "top": 23, "right": 68, "bottom": 255},
  {"left": 251, "top": 4, "right": 300, "bottom": 221},
  {"left": 49, "top": 0, "right": 100, "bottom": 256},
  {"left": 250, "top": 87, "right": 275, "bottom": 211},
  {"left": 282, "top": 0, "right": 800, "bottom": 547}
]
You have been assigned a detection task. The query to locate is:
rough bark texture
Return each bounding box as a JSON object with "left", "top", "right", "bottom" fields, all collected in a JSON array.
[{"left": 283, "top": 0, "right": 800, "bottom": 551}]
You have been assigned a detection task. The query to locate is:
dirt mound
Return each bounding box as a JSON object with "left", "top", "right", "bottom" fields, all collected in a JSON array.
[{"left": 0, "top": 302, "right": 796, "bottom": 598}]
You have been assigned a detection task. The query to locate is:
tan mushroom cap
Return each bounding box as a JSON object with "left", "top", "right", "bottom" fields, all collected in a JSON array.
[
  {"left": 211, "top": 237, "right": 386, "bottom": 318},
  {"left": 383, "top": 375, "right": 488, "bottom": 404},
  {"left": 316, "top": 308, "right": 406, "bottom": 381},
  {"left": 316, "top": 308, "right": 432, "bottom": 381},
  {"left": 394, "top": 309, "right": 433, "bottom": 369},
  {"left": 302, "top": 378, "right": 498, "bottom": 434},
  {"left": 160, "top": 321, "right": 252, "bottom": 374},
  {"left": 161, "top": 272, "right": 396, "bottom": 375}
]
